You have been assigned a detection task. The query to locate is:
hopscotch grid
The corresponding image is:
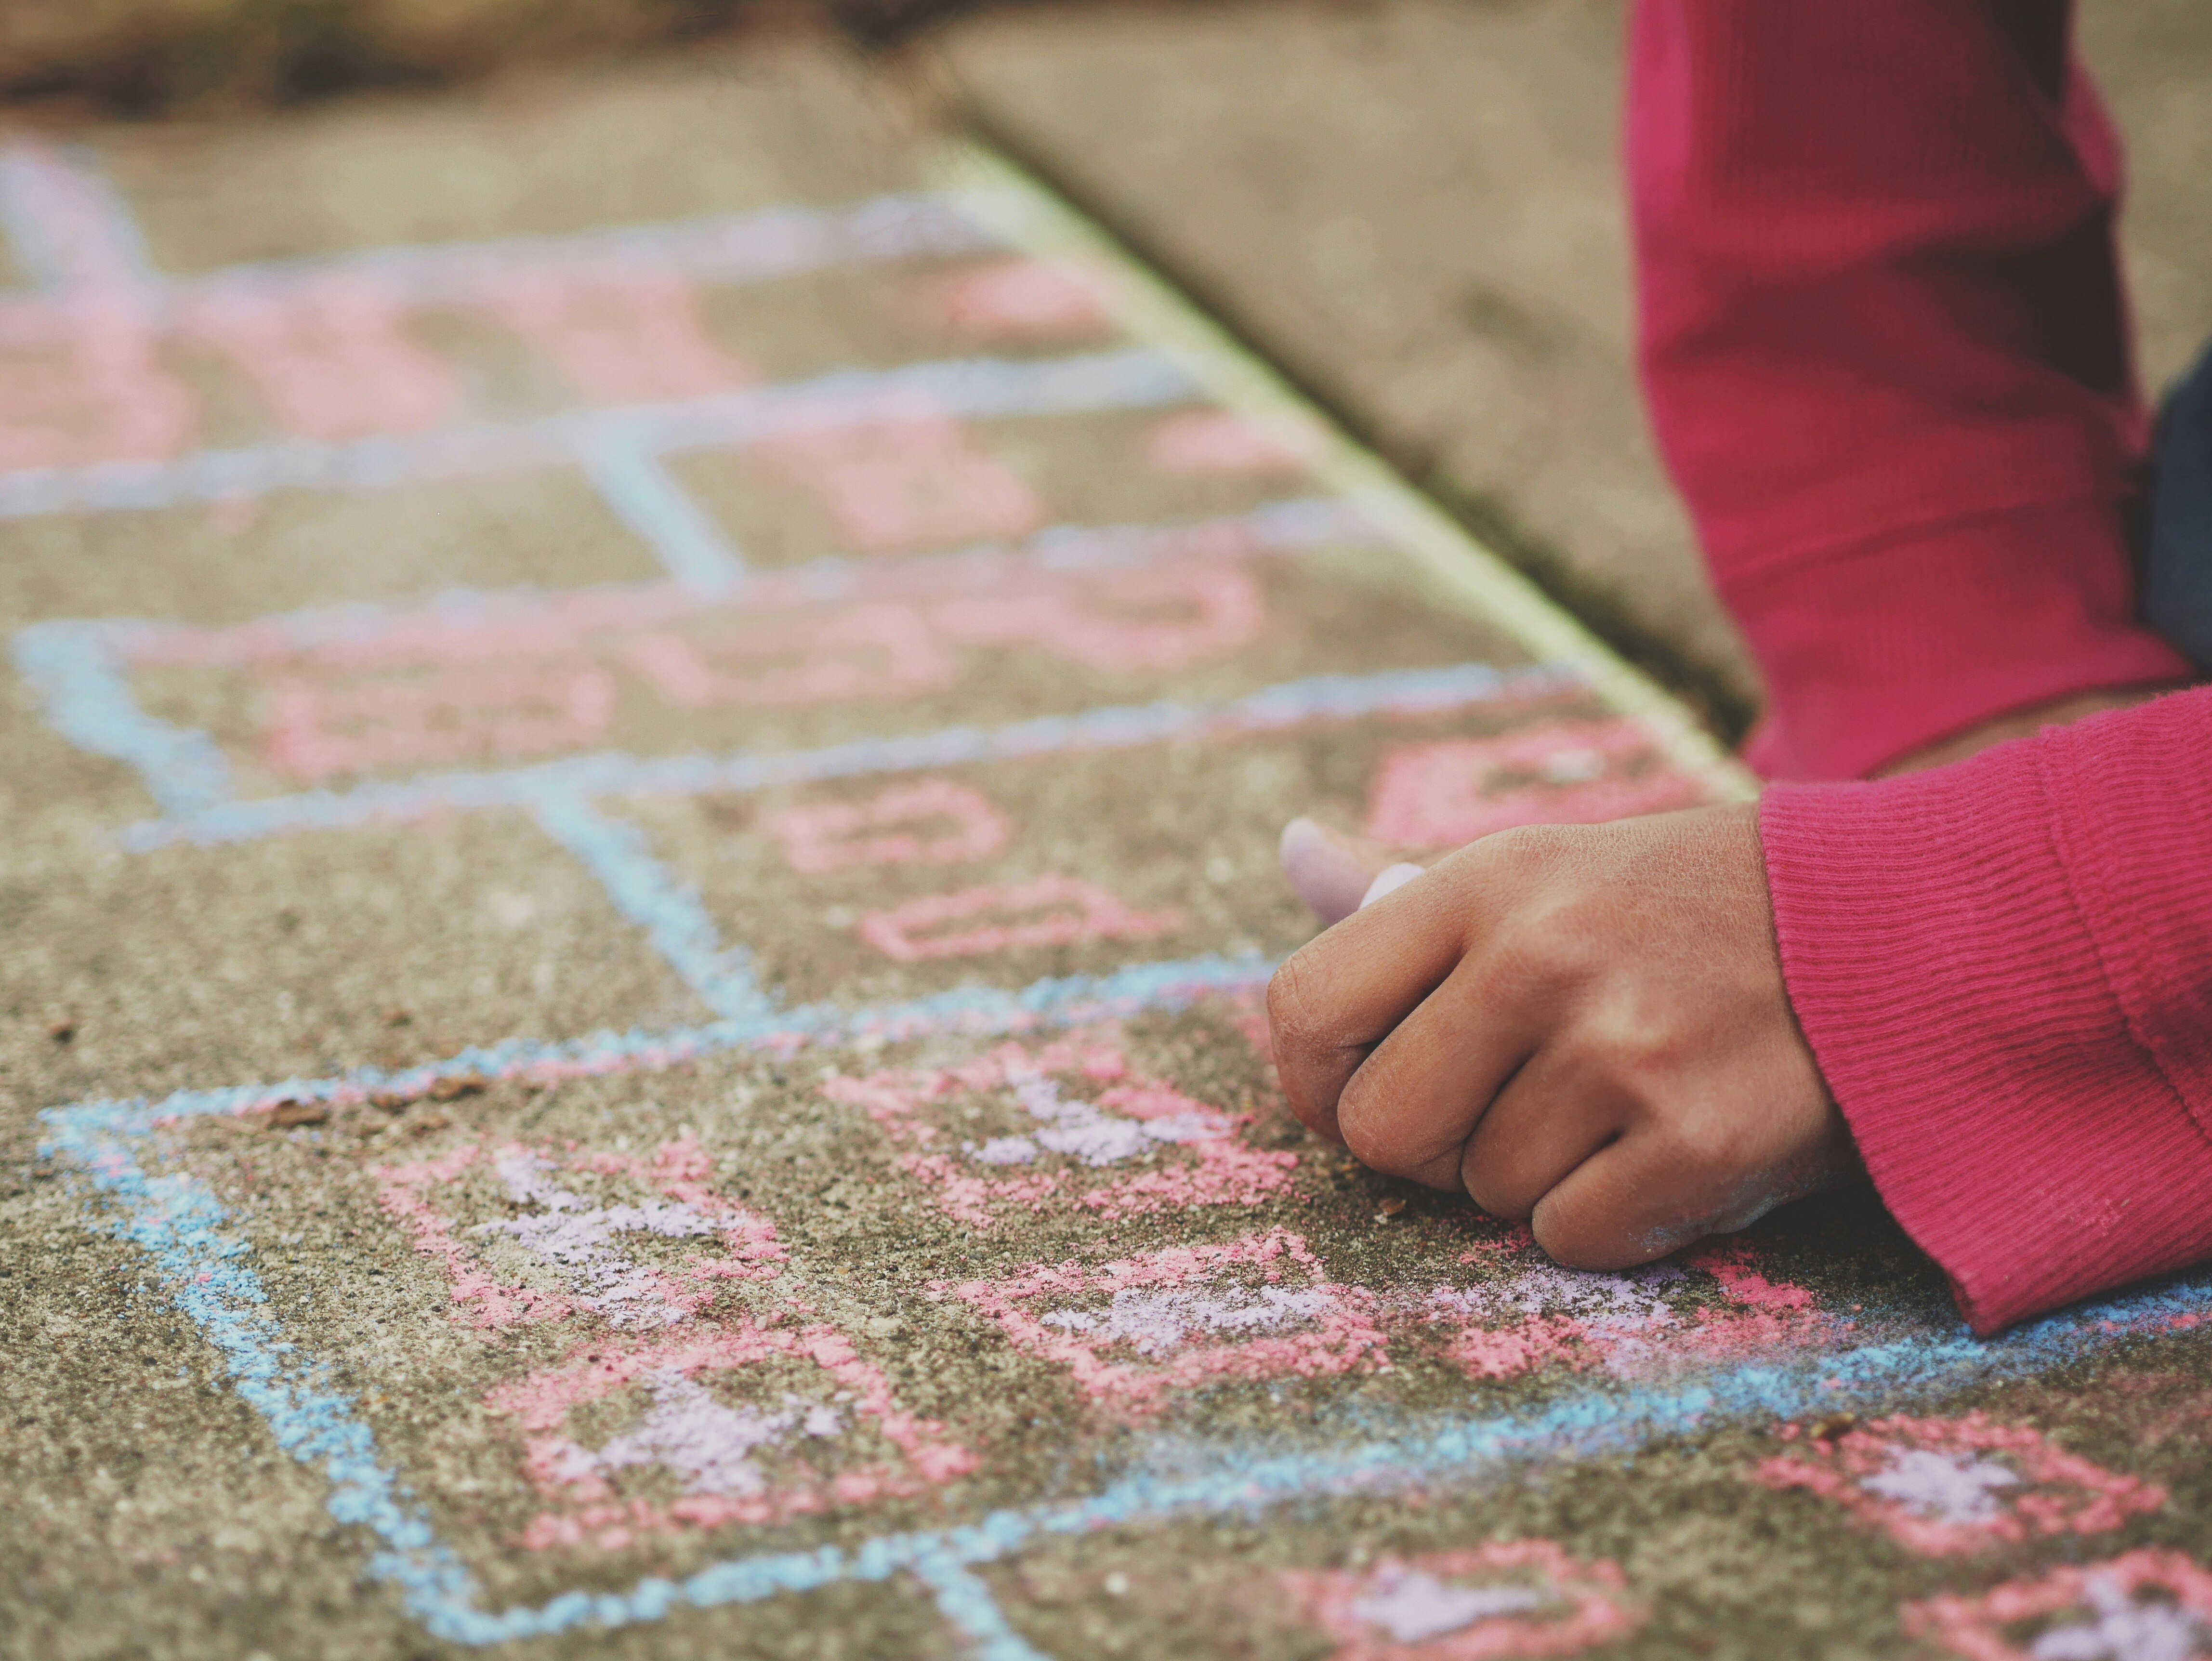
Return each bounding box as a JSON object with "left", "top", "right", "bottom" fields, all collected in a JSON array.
[
  {"left": 42, "top": 1090, "right": 2212, "bottom": 1651},
  {"left": 16, "top": 136, "right": 2110, "bottom": 1661}
]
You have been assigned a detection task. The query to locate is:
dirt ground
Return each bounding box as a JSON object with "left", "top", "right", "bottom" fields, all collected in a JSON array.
[{"left": 4, "top": 24, "right": 2212, "bottom": 1661}]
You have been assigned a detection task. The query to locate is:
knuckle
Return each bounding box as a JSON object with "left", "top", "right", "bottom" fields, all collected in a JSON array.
[{"left": 1264, "top": 953, "right": 1329, "bottom": 1063}]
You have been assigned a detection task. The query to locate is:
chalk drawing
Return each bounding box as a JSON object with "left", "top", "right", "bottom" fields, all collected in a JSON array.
[
  {"left": 770, "top": 778, "right": 1013, "bottom": 873},
  {"left": 1279, "top": 1542, "right": 1643, "bottom": 1661},
  {"left": 858, "top": 876, "right": 1182, "bottom": 962},
  {"left": 1420, "top": 1237, "right": 1834, "bottom": 1383},
  {"left": 186, "top": 275, "right": 459, "bottom": 440},
  {"left": 1363, "top": 717, "right": 1709, "bottom": 846},
  {"left": 1148, "top": 409, "right": 1328, "bottom": 476},
  {"left": 919, "top": 256, "right": 1117, "bottom": 343},
  {"left": 0, "top": 144, "right": 194, "bottom": 469},
  {"left": 488, "top": 272, "right": 752, "bottom": 403},
  {"left": 1756, "top": 1413, "right": 2165, "bottom": 1556},
  {"left": 1904, "top": 1551, "right": 2212, "bottom": 1661},
  {"left": 84, "top": 533, "right": 1288, "bottom": 791},
  {"left": 935, "top": 1229, "right": 1384, "bottom": 1416},
  {"left": 373, "top": 1132, "right": 785, "bottom": 1331},
  {"left": 820, "top": 1035, "right": 1296, "bottom": 1229},
  {"left": 759, "top": 409, "right": 1045, "bottom": 552},
  {"left": 262, "top": 665, "right": 618, "bottom": 781},
  {"left": 489, "top": 1318, "right": 977, "bottom": 1552}
]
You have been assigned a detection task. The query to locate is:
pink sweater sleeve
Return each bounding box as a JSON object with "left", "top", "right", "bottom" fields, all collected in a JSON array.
[
  {"left": 1627, "top": 0, "right": 2191, "bottom": 782},
  {"left": 1761, "top": 692, "right": 2212, "bottom": 1332}
]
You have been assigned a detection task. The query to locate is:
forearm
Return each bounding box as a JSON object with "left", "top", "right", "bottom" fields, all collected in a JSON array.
[{"left": 1628, "top": 0, "right": 2190, "bottom": 779}]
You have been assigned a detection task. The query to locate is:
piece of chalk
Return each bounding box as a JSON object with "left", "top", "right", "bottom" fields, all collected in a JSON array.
[{"left": 1359, "top": 862, "right": 1424, "bottom": 910}]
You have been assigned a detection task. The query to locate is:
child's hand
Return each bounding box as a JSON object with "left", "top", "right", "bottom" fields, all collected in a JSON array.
[{"left": 1267, "top": 805, "right": 1862, "bottom": 1267}]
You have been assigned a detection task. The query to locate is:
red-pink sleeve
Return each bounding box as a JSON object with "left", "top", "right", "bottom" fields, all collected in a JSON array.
[
  {"left": 1760, "top": 688, "right": 2212, "bottom": 1331},
  {"left": 1628, "top": 0, "right": 2191, "bottom": 781}
]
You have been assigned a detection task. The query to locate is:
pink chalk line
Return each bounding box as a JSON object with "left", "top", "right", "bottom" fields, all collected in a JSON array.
[
  {"left": 162, "top": 554, "right": 1273, "bottom": 782},
  {"left": 485, "top": 271, "right": 752, "bottom": 403},
  {"left": 916, "top": 256, "right": 1119, "bottom": 343},
  {"left": 1148, "top": 409, "right": 1329, "bottom": 476},
  {"left": 1755, "top": 1411, "right": 2165, "bottom": 1557},
  {"left": 770, "top": 777, "right": 1012, "bottom": 873},
  {"left": 1905, "top": 1550, "right": 2212, "bottom": 1661},
  {"left": 116, "top": 508, "right": 1310, "bottom": 671},
  {"left": 1419, "top": 1237, "right": 1836, "bottom": 1383},
  {"left": 757, "top": 399, "right": 1044, "bottom": 553},
  {"left": 1279, "top": 1542, "right": 1645, "bottom": 1661},
  {"left": 1362, "top": 717, "right": 1708, "bottom": 847},
  {"left": 819, "top": 1033, "right": 1295, "bottom": 1231},
  {"left": 934, "top": 1228, "right": 1383, "bottom": 1417},
  {"left": 857, "top": 875, "right": 1183, "bottom": 962},
  {"left": 183, "top": 274, "right": 458, "bottom": 441}
]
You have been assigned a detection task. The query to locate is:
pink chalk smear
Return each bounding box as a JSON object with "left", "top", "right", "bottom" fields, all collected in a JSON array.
[
  {"left": 186, "top": 275, "right": 457, "bottom": 441},
  {"left": 933, "top": 562, "right": 1268, "bottom": 673},
  {"left": 487, "top": 272, "right": 751, "bottom": 401},
  {"left": 1148, "top": 409, "right": 1328, "bottom": 475},
  {"left": 370, "top": 1130, "right": 784, "bottom": 1334},
  {"left": 0, "top": 324, "right": 196, "bottom": 469},
  {"left": 918, "top": 256, "right": 1117, "bottom": 343},
  {"left": 0, "top": 146, "right": 194, "bottom": 468},
  {"left": 857, "top": 874, "right": 1181, "bottom": 962},
  {"left": 1362, "top": 718, "right": 1707, "bottom": 847},
  {"left": 936, "top": 1228, "right": 1383, "bottom": 1416},
  {"left": 821, "top": 1035, "right": 1295, "bottom": 1231},
  {"left": 487, "top": 1317, "right": 975, "bottom": 1551},
  {"left": 770, "top": 778, "right": 1012, "bottom": 874},
  {"left": 1904, "top": 1550, "right": 2212, "bottom": 1661},
  {"left": 760, "top": 412, "right": 1044, "bottom": 553},
  {"left": 1755, "top": 1411, "right": 2165, "bottom": 1557},
  {"left": 1279, "top": 1542, "right": 1644, "bottom": 1660},
  {"left": 260, "top": 665, "right": 616, "bottom": 781},
  {"left": 1422, "top": 1237, "right": 1834, "bottom": 1383},
  {"left": 626, "top": 605, "right": 956, "bottom": 710}
]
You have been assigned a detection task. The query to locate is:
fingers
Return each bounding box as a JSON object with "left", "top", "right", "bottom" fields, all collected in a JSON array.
[
  {"left": 1455, "top": 1046, "right": 1628, "bottom": 1219},
  {"left": 1330, "top": 945, "right": 1547, "bottom": 1189},
  {"left": 1527, "top": 1134, "right": 1707, "bottom": 1270},
  {"left": 1266, "top": 852, "right": 1491, "bottom": 1144}
]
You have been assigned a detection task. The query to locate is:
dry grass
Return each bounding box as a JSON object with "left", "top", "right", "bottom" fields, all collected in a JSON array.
[{"left": 0, "top": 0, "right": 999, "bottom": 114}]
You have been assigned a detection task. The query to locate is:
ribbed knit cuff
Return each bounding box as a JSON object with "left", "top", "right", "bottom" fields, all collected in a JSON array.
[
  {"left": 1726, "top": 500, "right": 2191, "bottom": 782},
  {"left": 1760, "top": 699, "right": 2212, "bottom": 1332}
]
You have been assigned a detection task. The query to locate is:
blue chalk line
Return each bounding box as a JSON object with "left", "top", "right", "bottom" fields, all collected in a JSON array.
[
  {"left": 0, "top": 350, "right": 1196, "bottom": 521},
  {"left": 586, "top": 431, "right": 749, "bottom": 592}
]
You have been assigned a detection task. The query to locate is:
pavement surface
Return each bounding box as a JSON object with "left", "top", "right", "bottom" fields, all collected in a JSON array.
[{"left": 1, "top": 16, "right": 2211, "bottom": 1661}]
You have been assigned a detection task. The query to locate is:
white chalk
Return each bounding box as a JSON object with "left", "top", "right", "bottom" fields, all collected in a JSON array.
[{"left": 1358, "top": 862, "right": 1424, "bottom": 910}]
